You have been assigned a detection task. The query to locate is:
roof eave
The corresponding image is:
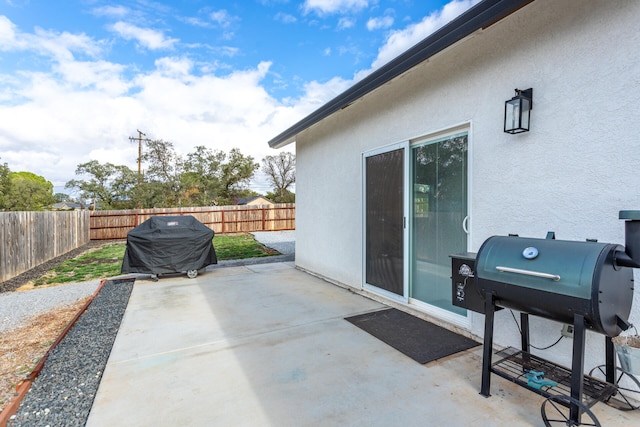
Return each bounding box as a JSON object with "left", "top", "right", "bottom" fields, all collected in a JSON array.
[{"left": 267, "top": 0, "right": 534, "bottom": 149}]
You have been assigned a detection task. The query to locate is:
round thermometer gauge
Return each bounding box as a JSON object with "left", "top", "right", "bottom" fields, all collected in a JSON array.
[{"left": 522, "top": 247, "right": 539, "bottom": 259}]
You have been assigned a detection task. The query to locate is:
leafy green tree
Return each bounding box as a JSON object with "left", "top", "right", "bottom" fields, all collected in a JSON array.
[
  {"left": 219, "top": 148, "right": 259, "bottom": 205},
  {"left": 266, "top": 189, "right": 295, "bottom": 203},
  {"left": 181, "top": 146, "right": 258, "bottom": 206},
  {"left": 53, "top": 193, "right": 71, "bottom": 203},
  {"left": 182, "top": 145, "right": 225, "bottom": 206},
  {"left": 66, "top": 143, "right": 260, "bottom": 209},
  {"left": 65, "top": 161, "right": 138, "bottom": 209},
  {"left": 262, "top": 152, "right": 295, "bottom": 203},
  {"left": 0, "top": 158, "right": 10, "bottom": 209},
  {"left": 4, "top": 171, "right": 55, "bottom": 211},
  {"left": 141, "top": 139, "right": 186, "bottom": 207}
]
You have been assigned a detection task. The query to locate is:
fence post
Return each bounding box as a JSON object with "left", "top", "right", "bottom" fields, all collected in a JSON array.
[{"left": 221, "top": 210, "right": 225, "bottom": 234}]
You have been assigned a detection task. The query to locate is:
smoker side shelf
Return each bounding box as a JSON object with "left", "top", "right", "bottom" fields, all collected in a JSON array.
[{"left": 491, "top": 348, "right": 617, "bottom": 408}]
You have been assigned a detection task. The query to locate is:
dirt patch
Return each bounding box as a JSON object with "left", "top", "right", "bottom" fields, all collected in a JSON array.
[{"left": 0, "top": 298, "right": 90, "bottom": 414}]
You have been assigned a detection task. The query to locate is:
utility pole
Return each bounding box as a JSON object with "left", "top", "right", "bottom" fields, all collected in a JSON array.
[{"left": 129, "top": 129, "right": 150, "bottom": 185}]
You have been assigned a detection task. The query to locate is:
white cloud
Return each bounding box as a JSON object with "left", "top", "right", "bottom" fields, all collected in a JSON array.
[
  {"left": 0, "top": 15, "right": 19, "bottom": 48},
  {"left": 0, "top": 17, "right": 103, "bottom": 63},
  {"left": 303, "top": 0, "right": 369, "bottom": 16},
  {"left": 91, "top": 5, "right": 129, "bottom": 18},
  {"left": 337, "top": 17, "right": 355, "bottom": 30},
  {"left": 275, "top": 12, "right": 297, "bottom": 24},
  {"left": 363, "top": 0, "right": 481, "bottom": 75},
  {"left": 366, "top": 15, "right": 393, "bottom": 31},
  {"left": 53, "top": 60, "right": 129, "bottom": 94},
  {"left": 110, "top": 21, "right": 178, "bottom": 50},
  {"left": 210, "top": 10, "right": 236, "bottom": 28},
  {"left": 180, "top": 16, "right": 212, "bottom": 28}
]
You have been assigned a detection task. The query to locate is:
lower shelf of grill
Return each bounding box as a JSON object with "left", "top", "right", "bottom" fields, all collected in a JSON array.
[{"left": 491, "top": 347, "right": 618, "bottom": 407}]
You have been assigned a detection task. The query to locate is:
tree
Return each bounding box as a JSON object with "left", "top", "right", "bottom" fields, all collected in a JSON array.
[
  {"left": 3, "top": 171, "right": 55, "bottom": 211},
  {"left": 182, "top": 145, "right": 226, "bottom": 206},
  {"left": 266, "top": 189, "right": 295, "bottom": 204},
  {"left": 0, "top": 158, "right": 10, "bottom": 209},
  {"left": 219, "top": 148, "right": 259, "bottom": 205},
  {"left": 262, "top": 152, "right": 295, "bottom": 203},
  {"left": 141, "top": 139, "right": 185, "bottom": 207},
  {"left": 54, "top": 193, "right": 71, "bottom": 203},
  {"left": 65, "top": 161, "right": 138, "bottom": 209},
  {"left": 66, "top": 144, "right": 260, "bottom": 209}
]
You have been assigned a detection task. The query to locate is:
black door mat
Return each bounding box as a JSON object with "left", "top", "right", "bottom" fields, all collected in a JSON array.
[{"left": 345, "top": 308, "right": 480, "bottom": 364}]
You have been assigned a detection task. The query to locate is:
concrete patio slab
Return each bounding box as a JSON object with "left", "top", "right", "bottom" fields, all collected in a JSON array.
[{"left": 86, "top": 263, "right": 636, "bottom": 426}]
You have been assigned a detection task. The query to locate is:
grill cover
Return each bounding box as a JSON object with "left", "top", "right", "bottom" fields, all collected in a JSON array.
[
  {"left": 121, "top": 215, "right": 217, "bottom": 275},
  {"left": 476, "top": 236, "right": 633, "bottom": 336}
]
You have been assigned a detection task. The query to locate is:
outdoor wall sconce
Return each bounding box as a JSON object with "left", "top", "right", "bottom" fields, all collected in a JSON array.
[{"left": 504, "top": 88, "right": 532, "bottom": 134}]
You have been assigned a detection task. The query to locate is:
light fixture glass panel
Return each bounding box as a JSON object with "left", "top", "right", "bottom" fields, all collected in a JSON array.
[
  {"left": 505, "top": 98, "right": 521, "bottom": 132},
  {"left": 520, "top": 98, "right": 530, "bottom": 130}
]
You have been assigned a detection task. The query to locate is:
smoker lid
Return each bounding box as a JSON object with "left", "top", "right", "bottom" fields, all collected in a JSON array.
[
  {"left": 619, "top": 210, "right": 640, "bottom": 220},
  {"left": 476, "top": 236, "right": 610, "bottom": 300}
]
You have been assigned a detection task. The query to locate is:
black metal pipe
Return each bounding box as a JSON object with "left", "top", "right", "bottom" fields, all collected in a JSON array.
[{"left": 616, "top": 211, "right": 640, "bottom": 268}]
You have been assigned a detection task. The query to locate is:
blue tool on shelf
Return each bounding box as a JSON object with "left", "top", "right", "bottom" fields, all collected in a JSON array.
[{"left": 524, "top": 370, "right": 557, "bottom": 390}]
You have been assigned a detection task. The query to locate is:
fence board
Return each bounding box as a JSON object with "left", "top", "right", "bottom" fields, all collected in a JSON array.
[
  {"left": 89, "top": 204, "right": 295, "bottom": 240},
  {"left": 0, "top": 211, "right": 90, "bottom": 282}
]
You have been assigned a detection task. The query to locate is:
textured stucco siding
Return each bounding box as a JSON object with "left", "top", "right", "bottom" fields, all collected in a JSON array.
[{"left": 294, "top": 0, "right": 640, "bottom": 369}]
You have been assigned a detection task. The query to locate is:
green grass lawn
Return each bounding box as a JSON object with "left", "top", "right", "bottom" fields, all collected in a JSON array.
[{"left": 34, "top": 233, "right": 279, "bottom": 287}]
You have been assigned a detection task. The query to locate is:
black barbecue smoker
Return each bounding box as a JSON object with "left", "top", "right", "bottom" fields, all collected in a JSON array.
[{"left": 451, "top": 211, "right": 639, "bottom": 426}]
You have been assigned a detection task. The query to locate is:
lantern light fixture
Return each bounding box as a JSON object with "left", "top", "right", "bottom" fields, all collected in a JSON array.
[{"left": 504, "top": 88, "right": 533, "bottom": 134}]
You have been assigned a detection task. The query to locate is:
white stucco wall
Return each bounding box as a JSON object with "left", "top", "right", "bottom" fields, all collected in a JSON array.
[{"left": 293, "top": 0, "right": 640, "bottom": 370}]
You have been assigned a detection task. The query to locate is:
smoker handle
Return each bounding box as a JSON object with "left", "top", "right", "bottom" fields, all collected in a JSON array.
[{"left": 496, "top": 266, "right": 561, "bottom": 281}]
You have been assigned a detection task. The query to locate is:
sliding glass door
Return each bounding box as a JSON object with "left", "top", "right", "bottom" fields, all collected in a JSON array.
[
  {"left": 363, "top": 144, "right": 408, "bottom": 300},
  {"left": 410, "top": 133, "right": 468, "bottom": 316}
]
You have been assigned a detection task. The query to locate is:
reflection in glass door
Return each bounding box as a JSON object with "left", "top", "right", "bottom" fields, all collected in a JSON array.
[
  {"left": 410, "top": 133, "right": 468, "bottom": 315},
  {"left": 364, "top": 146, "right": 406, "bottom": 299}
]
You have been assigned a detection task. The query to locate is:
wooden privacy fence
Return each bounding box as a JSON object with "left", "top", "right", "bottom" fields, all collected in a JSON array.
[
  {"left": 0, "top": 211, "right": 90, "bottom": 282},
  {"left": 90, "top": 204, "right": 295, "bottom": 240}
]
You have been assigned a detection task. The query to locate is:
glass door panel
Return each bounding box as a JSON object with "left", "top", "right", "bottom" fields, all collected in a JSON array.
[
  {"left": 410, "top": 133, "right": 468, "bottom": 315},
  {"left": 365, "top": 148, "right": 405, "bottom": 297}
]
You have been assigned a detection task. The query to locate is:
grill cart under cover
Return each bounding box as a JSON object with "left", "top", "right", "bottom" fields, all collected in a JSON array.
[{"left": 121, "top": 215, "right": 217, "bottom": 276}]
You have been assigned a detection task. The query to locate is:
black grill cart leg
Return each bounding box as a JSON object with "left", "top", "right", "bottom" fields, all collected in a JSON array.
[
  {"left": 570, "top": 314, "right": 586, "bottom": 424},
  {"left": 521, "top": 313, "right": 530, "bottom": 353},
  {"left": 480, "top": 292, "right": 496, "bottom": 397},
  {"left": 605, "top": 336, "right": 616, "bottom": 384}
]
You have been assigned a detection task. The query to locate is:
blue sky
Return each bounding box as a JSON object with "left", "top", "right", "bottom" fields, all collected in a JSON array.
[{"left": 0, "top": 0, "right": 478, "bottom": 195}]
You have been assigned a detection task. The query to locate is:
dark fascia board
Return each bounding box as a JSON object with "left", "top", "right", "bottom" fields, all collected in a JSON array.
[{"left": 267, "top": 0, "right": 534, "bottom": 149}]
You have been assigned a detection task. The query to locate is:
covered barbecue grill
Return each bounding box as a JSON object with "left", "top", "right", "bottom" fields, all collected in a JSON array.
[
  {"left": 451, "top": 211, "right": 639, "bottom": 426},
  {"left": 121, "top": 215, "right": 217, "bottom": 279}
]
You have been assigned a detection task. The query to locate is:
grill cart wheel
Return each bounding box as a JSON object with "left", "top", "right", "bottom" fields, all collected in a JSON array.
[
  {"left": 541, "top": 395, "right": 600, "bottom": 427},
  {"left": 588, "top": 365, "right": 640, "bottom": 410},
  {"left": 187, "top": 269, "right": 198, "bottom": 279}
]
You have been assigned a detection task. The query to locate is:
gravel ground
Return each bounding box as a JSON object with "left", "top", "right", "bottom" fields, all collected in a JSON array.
[
  {"left": 0, "top": 281, "right": 101, "bottom": 334},
  {"left": 251, "top": 230, "right": 295, "bottom": 255},
  {"left": 7, "top": 279, "right": 134, "bottom": 427}
]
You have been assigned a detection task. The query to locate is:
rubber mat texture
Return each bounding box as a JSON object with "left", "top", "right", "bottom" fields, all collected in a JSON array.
[{"left": 345, "top": 308, "right": 479, "bottom": 364}]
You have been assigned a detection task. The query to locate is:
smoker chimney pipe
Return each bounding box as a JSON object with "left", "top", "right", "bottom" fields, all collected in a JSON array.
[{"left": 615, "top": 210, "right": 640, "bottom": 268}]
